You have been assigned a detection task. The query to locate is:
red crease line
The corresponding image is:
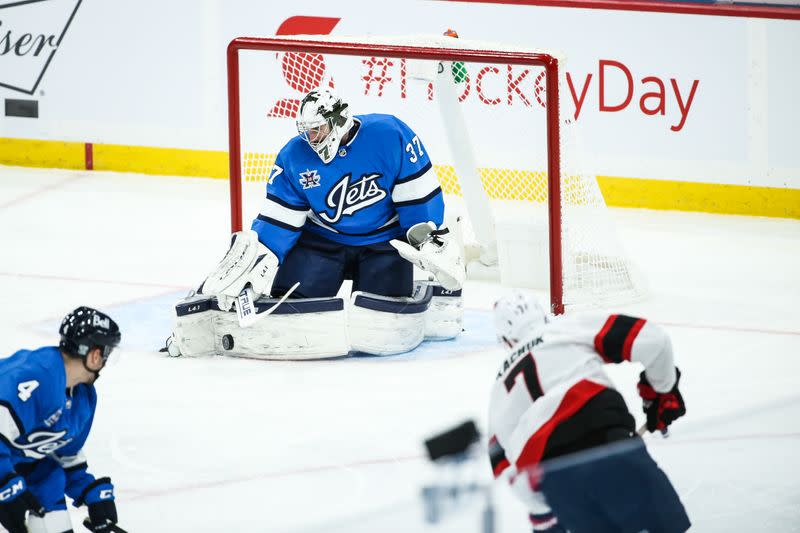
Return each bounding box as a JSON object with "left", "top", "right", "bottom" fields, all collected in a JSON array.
[
  {"left": 661, "top": 321, "right": 800, "bottom": 337},
  {"left": 125, "top": 454, "right": 424, "bottom": 501},
  {"left": 0, "top": 174, "right": 85, "bottom": 209}
]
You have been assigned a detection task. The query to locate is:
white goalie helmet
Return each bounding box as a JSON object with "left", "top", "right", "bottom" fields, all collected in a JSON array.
[
  {"left": 296, "top": 87, "right": 354, "bottom": 164},
  {"left": 493, "top": 291, "right": 549, "bottom": 347}
]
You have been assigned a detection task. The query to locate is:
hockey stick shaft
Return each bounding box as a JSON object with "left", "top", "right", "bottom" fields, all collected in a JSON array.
[
  {"left": 637, "top": 424, "right": 669, "bottom": 438},
  {"left": 83, "top": 518, "right": 129, "bottom": 533}
]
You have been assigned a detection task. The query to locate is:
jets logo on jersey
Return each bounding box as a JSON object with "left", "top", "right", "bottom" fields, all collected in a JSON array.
[
  {"left": 299, "top": 169, "right": 321, "bottom": 190},
  {"left": 319, "top": 173, "right": 387, "bottom": 223},
  {"left": 12, "top": 429, "right": 73, "bottom": 458}
]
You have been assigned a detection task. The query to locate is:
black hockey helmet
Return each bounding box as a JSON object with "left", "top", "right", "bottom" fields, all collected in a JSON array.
[{"left": 59, "top": 306, "right": 121, "bottom": 359}]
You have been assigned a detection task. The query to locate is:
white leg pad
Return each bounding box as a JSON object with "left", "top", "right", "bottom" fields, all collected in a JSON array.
[
  {"left": 424, "top": 284, "right": 464, "bottom": 340},
  {"left": 27, "top": 510, "right": 72, "bottom": 533},
  {"left": 170, "top": 294, "right": 215, "bottom": 357},
  {"left": 347, "top": 283, "right": 434, "bottom": 356},
  {"left": 170, "top": 282, "right": 461, "bottom": 359},
  {"left": 171, "top": 293, "right": 348, "bottom": 360}
]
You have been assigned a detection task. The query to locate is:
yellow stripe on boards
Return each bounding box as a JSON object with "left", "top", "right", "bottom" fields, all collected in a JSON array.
[
  {"left": 0, "top": 138, "right": 84, "bottom": 170},
  {"left": 92, "top": 144, "right": 229, "bottom": 179},
  {"left": 597, "top": 176, "right": 800, "bottom": 219},
  {"left": 1, "top": 138, "right": 798, "bottom": 219}
]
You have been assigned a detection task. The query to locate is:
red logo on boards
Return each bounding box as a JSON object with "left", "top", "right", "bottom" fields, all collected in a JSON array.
[
  {"left": 268, "top": 16, "right": 341, "bottom": 118},
  {"left": 267, "top": 17, "right": 700, "bottom": 132}
]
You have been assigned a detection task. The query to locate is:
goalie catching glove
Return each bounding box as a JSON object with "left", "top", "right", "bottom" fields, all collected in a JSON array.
[
  {"left": 390, "top": 222, "right": 465, "bottom": 291},
  {"left": 201, "top": 230, "right": 280, "bottom": 311}
]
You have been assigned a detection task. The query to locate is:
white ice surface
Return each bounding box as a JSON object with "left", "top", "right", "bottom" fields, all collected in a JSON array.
[{"left": 0, "top": 165, "right": 798, "bottom": 532}]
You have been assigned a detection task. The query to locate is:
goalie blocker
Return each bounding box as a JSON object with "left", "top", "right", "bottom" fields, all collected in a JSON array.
[{"left": 166, "top": 281, "right": 462, "bottom": 359}]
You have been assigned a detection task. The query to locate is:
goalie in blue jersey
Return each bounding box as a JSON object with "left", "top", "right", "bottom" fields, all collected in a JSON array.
[
  {"left": 225, "top": 87, "right": 464, "bottom": 304},
  {"left": 0, "top": 307, "right": 123, "bottom": 533},
  {"left": 167, "top": 88, "right": 465, "bottom": 359}
]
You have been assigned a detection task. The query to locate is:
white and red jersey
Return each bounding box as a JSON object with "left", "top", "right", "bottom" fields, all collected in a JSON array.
[{"left": 488, "top": 312, "right": 677, "bottom": 479}]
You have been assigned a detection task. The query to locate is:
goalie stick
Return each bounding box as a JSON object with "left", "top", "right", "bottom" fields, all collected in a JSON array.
[
  {"left": 83, "top": 518, "right": 128, "bottom": 533},
  {"left": 234, "top": 281, "right": 299, "bottom": 328}
]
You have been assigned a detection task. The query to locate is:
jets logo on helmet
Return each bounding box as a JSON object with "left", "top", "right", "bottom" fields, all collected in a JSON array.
[{"left": 296, "top": 88, "right": 354, "bottom": 164}]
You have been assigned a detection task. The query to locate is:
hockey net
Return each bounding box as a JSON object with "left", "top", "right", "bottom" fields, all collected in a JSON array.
[{"left": 227, "top": 35, "right": 646, "bottom": 313}]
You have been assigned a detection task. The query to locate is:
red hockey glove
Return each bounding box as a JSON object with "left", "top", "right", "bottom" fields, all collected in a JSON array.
[{"left": 637, "top": 367, "right": 686, "bottom": 432}]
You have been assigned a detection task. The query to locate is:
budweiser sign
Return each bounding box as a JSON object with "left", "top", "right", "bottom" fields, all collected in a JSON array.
[{"left": 0, "top": 0, "right": 83, "bottom": 95}]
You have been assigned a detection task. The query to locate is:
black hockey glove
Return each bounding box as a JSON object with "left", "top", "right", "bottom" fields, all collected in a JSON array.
[
  {"left": 87, "top": 500, "right": 119, "bottom": 532},
  {"left": 79, "top": 477, "right": 119, "bottom": 532},
  {"left": 0, "top": 473, "right": 45, "bottom": 533},
  {"left": 637, "top": 367, "right": 686, "bottom": 432}
]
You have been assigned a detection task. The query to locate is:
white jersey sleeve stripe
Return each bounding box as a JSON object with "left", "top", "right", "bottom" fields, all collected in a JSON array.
[
  {"left": 258, "top": 197, "right": 309, "bottom": 229},
  {"left": 632, "top": 321, "right": 677, "bottom": 392},
  {"left": 392, "top": 164, "right": 440, "bottom": 204},
  {"left": 0, "top": 403, "right": 23, "bottom": 444},
  {"left": 594, "top": 315, "right": 676, "bottom": 391},
  {"left": 56, "top": 450, "right": 88, "bottom": 470}
]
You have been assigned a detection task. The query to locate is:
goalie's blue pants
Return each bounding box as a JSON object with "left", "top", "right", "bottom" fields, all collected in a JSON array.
[
  {"left": 272, "top": 230, "right": 413, "bottom": 298},
  {"left": 539, "top": 436, "right": 690, "bottom": 533}
]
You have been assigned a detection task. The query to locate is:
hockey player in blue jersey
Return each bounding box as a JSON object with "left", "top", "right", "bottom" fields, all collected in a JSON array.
[
  {"left": 166, "top": 88, "right": 465, "bottom": 358},
  {"left": 254, "top": 87, "right": 463, "bottom": 300},
  {"left": 0, "top": 307, "right": 123, "bottom": 533}
]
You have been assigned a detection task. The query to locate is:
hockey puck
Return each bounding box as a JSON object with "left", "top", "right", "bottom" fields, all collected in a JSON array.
[{"left": 222, "top": 334, "right": 234, "bottom": 351}]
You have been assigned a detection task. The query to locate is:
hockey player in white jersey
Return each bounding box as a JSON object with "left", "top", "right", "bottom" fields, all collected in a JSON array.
[
  {"left": 167, "top": 88, "right": 465, "bottom": 358},
  {"left": 488, "top": 292, "right": 690, "bottom": 533}
]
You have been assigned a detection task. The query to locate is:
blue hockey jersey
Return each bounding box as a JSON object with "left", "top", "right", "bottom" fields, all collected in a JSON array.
[
  {"left": 251, "top": 113, "right": 444, "bottom": 262},
  {"left": 0, "top": 346, "right": 101, "bottom": 501}
]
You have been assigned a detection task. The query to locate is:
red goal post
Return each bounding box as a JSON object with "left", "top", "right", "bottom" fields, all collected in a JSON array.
[{"left": 226, "top": 35, "right": 644, "bottom": 315}]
